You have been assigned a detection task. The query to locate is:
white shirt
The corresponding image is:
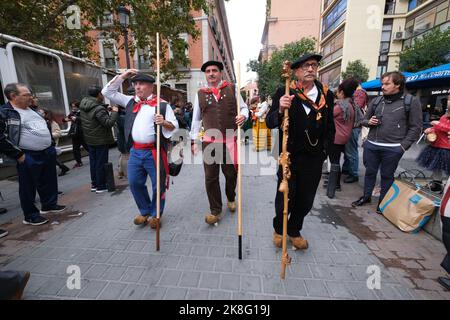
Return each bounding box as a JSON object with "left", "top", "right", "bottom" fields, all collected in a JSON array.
[
  {"left": 12, "top": 106, "right": 52, "bottom": 151},
  {"left": 190, "top": 85, "right": 249, "bottom": 140},
  {"left": 102, "top": 75, "right": 178, "bottom": 143},
  {"left": 302, "top": 85, "right": 318, "bottom": 115}
]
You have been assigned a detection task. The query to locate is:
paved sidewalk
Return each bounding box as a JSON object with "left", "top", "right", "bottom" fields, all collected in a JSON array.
[{"left": 0, "top": 146, "right": 449, "bottom": 300}]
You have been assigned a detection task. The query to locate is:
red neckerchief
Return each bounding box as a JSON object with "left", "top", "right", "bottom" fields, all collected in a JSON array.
[
  {"left": 290, "top": 80, "right": 327, "bottom": 111},
  {"left": 132, "top": 96, "right": 167, "bottom": 113},
  {"left": 200, "top": 81, "right": 230, "bottom": 101}
]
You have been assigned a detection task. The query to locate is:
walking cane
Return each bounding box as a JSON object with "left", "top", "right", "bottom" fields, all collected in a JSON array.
[
  {"left": 156, "top": 33, "right": 161, "bottom": 251},
  {"left": 280, "top": 61, "right": 292, "bottom": 279},
  {"left": 235, "top": 61, "right": 243, "bottom": 260}
]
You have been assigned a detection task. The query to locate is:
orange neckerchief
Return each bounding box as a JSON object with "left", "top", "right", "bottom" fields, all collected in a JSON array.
[
  {"left": 290, "top": 80, "right": 327, "bottom": 111},
  {"left": 133, "top": 96, "right": 167, "bottom": 113},
  {"left": 200, "top": 81, "right": 230, "bottom": 101}
]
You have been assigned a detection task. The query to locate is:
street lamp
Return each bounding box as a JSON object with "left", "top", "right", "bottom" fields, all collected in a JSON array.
[{"left": 118, "top": 5, "right": 131, "bottom": 79}]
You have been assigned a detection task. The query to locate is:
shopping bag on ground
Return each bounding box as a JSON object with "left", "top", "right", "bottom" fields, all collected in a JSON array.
[{"left": 379, "top": 179, "right": 435, "bottom": 233}]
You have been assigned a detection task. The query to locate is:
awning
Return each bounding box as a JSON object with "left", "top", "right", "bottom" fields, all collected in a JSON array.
[
  {"left": 361, "top": 72, "right": 413, "bottom": 92},
  {"left": 405, "top": 63, "right": 450, "bottom": 88},
  {"left": 361, "top": 63, "right": 450, "bottom": 91}
]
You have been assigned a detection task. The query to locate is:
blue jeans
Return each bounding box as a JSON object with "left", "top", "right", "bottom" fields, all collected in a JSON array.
[
  {"left": 16, "top": 147, "right": 58, "bottom": 219},
  {"left": 128, "top": 148, "right": 166, "bottom": 217},
  {"left": 343, "top": 127, "right": 361, "bottom": 177},
  {"left": 362, "top": 141, "right": 404, "bottom": 202},
  {"left": 88, "top": 145, "right": 109, "bottom": 190}
]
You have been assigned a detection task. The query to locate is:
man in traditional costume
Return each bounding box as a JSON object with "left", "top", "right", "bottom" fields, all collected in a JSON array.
[
  {"left": 266, "top": 53, "right": 335, "bottom": 249},
  {"left": 102, "top": 70, "right": 178, "bottom": 228},
  {"left": 190, "top": 61, "right": 248, "bottom": 225}
]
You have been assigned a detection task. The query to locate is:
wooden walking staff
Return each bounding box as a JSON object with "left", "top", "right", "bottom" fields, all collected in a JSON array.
[
  {"left": 279, "top": 60, "right": 292, "bottom": 279},
  {"left": 235, "top": 61, "right": 243, "bottom": 260},
  {"left": 156, "top": 32, "right": 161, "bottom": 251}
]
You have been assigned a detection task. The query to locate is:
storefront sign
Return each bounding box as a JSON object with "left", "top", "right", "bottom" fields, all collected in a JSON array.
[{"left": 431, "top": 89, "right": 450, "bottom": 95}]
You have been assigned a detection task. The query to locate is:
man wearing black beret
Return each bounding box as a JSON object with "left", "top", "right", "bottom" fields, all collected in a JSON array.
[
  {"left": 266, "top": 53, "right": 335, "bottom": 250},
  {"left": 102, "top": 69, "right": 178, "bottom": 229},
  {"left": 190, "top": 60, "right": 249, "bottom": 225}
]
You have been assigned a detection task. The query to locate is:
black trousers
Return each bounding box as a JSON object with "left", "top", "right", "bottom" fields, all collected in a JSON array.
[
  {"left": 442, "top": 216, "right": 450, "bottom": 274},
  {"left": 72, "top": 135, "right": 89, "bottom": 164},
  {"left": 274, "top": 152, "right": 325, "bottom": 237},
  {"left": 16, "top": 147, "right": 58, "bottom": 219}
]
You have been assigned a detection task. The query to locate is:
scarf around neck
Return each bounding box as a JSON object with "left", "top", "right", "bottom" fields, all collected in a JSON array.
[{"left": 290, "top": 80, "right": 327, "bottom": 111}]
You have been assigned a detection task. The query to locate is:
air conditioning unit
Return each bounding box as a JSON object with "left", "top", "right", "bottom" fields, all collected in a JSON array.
[{"left": 393, "top": 31, "right": 405, "bottom": 41}]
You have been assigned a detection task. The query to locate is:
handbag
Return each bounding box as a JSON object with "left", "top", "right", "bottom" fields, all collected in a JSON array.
[{"left": 168, "top": 141, "right": 183, "bottom": 177}]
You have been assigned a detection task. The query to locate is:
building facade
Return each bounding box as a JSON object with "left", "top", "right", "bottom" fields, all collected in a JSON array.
[
  {"left": 259, "top": 0, "right": 321, "bottom": 62},
  {"left": 318, "top": 0, "right": 385, "bottom": 90},
  {"left": 82, "top": 0, "right": 235, "bottom": 104},
  {"left": 318, "top": 0, "right": 450, "bottom": 90},
  {"left": 382, "top": 0, "right": 450, "bottom": 76}
]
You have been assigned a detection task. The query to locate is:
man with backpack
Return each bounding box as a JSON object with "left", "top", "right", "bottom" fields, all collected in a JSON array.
[
  {"left": 101, "top": 70, "right": 178, "bottom": 228},
  {"left": 352, "top": 71, "right": 422, "bottom": 213}
]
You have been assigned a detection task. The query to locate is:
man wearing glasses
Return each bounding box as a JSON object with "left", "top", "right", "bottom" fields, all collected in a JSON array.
[
  {"left": 266, "top": 53, "right": 335, "bottom": 250},
  {"left": 0, "top": 83, "right": 65, "bottom": 226}
]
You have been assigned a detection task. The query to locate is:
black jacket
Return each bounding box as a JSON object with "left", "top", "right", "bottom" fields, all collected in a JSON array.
[
  {"left": 0, "top": 102, "right": 26, "bottom": 161},
  {"left": 266, "top": 80, "right": 335, "bottom": 158},
  {"left": 80, "top": 96, "right": 118, "bottom": 146}
]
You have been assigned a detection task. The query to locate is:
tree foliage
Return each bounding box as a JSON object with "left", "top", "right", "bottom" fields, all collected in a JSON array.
[
  {"left": 248, "top": 38, "right": 316, "bottom": 98},
  {"left": 341, "top": 60, "right": 370, "bottom": 83},
  {"left": 0, "top": 0, "right": 209, "bottom": 79},
  {"left": 400, "top": 28, "right": 450, "bottom": 72}
]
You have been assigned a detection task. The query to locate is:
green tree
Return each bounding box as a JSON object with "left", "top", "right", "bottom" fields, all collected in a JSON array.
[
  {"left": 400, "top": 28, "right": 450, "bottom": 72},
  {"left": 248, "top": 38, "right": 316, "bottom": 98},
  {"left": 341, "top": 60, "right": 370, "bottom": 83},
  {"left": 0, "top": 0, "right": 209, "bottom": 80}
]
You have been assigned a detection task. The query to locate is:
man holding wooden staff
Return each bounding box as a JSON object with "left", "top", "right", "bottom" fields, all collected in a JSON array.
[
  {"left": 190, "top": 61, "right": 248, "bottom": 225},
  {"left": 102, "top": 69, "right": 178, "bottom": 228},
  {"left": 266, "top": 53, "right": 335, "bottom": 250}
]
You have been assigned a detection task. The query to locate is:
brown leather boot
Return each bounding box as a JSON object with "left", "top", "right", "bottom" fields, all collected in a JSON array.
[
  {"left": 289, "top": 236, "right": 309, "bottom": 250},
  {"left": 272, "top": 232, "right": 282, "bottom": 248},
  {"left": 133, "top": 215, "right": 148, "bottom": 226},
  {"left": 148, "top": 217, "right": 161, "bottom": 229},
  {"left": 227, "top": 201, "right": 236, "bottom": 213},
  {"left": 205, "top": 213, "right": 221, "bottom": 225}
]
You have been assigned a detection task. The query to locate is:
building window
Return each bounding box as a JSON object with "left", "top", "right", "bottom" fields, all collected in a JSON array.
[
  {"left": 321, "top": 30, "right": 344, "bottom": 65},
  {"left": 175, "top": 83, "right": 187, "bottom": 92},
  {"left": 169, "top": 33, "right": 189, "bottom": 59},
  {"left": 320, "top": 64, "right": 341, "bottom": 90},
  {"left": 102, "top": 43, "right": 116, "bottom": 69},
  {"left": 377, "top": 65, "right": 387, "bottom": 78},
  {"left": 408, "top": 0, "right": 428, "bottom": 12},
  {"left": 138, "top": 48, "right": 151, "bottom": 69},
  {"left": 321, "top": 0, "right": 347, "bottom": 39},
  {"left": 413, "top": 8, "right": 437, "bottom": 36},
  {"left": 98, "top": 12, "right": 114, "bottom": 27},
  {"left": 385, "top": 0, "right": 396, "bottom": 15}
]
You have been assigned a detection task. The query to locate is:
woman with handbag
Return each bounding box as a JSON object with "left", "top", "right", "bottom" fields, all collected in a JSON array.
[{"left": 417, "top": 94, "right": 450, "bottom": 192}]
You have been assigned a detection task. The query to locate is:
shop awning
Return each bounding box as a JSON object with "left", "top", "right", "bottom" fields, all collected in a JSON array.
[
  {"left": 405, "top": 63, "right": 450, "bottom": 88},
  {"left": 361, "top": 63, "right": 450, "bottom": 91},
  {"left": 361, "top": 72, "right": 413, "bottom": 92}
]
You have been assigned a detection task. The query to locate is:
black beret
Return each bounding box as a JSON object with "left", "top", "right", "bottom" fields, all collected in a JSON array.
[
  {"left": 131, "top": 73, "right": 155, "bottom": 83},
  {"left": 291, "top": 53, "right": 322, "bottom": 70},
  {"left": 201, "top": 60, "right": 224, "bottom": 72}
]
